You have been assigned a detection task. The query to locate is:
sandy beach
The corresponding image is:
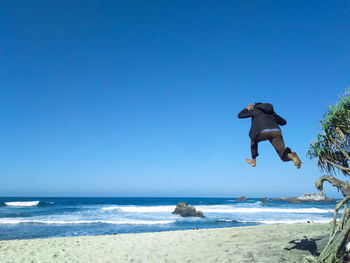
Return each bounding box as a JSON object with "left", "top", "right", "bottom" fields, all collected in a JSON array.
[{"left": 0, "top": 223, "right": 330, "bottom": 263}]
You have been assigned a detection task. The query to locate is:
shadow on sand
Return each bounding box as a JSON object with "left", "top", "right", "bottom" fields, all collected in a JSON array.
[{"left": 284, "top": 236, "right": 323, "bottom": 256}]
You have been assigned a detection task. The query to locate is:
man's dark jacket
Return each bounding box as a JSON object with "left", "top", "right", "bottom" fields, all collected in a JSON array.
[{"left": 238, "top": 103, "right": 287, "bottom": 142}]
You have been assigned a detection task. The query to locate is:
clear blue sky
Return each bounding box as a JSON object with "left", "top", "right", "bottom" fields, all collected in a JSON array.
[{"left": 1, "top": 1, "right": 349, "bottom": 197}]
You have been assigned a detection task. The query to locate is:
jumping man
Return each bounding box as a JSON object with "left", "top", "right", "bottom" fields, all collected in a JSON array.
[{"left": 238, "top": 102, "right": 301, "bottom": 168}]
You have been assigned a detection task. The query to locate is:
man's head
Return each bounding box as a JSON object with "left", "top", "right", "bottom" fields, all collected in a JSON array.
[{"left": 254, "top": 103, "right": 274, "bottom": 114}]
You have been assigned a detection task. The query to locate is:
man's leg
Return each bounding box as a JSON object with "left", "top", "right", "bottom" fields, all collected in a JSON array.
[
  {"left": 269, "top": 131, "right": 302, "bottom": 168},
  {"left": 246, "top": 141, "right": 258, "bottom": 167},
  {"left": 246, "top": 133, "right": 269, "bottom": 167}
]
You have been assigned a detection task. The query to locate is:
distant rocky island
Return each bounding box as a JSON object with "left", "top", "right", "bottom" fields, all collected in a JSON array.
[
  {"left": 236, "top": 196, "right": 248, "bottom": 201},
  {"left": 234, "top": 193, "right": 336, "bottom": 204},
  {"left": 272, "top": 193, "right": 336, "bottom": 203}
]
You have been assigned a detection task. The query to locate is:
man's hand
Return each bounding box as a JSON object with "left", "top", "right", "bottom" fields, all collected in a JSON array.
[{"left": 247, "top": 104, "right": 253, "bottom": 111}]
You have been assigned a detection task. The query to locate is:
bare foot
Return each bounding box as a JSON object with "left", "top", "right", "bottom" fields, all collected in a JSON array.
[
  {"left": 288, "top": 152, "right": 302, "bottom": 169},
  {"left": 245, "top": 158, "right": 256, "bottom": 167}
]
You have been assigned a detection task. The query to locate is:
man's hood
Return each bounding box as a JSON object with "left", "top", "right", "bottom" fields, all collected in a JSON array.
[{"left": 255, "top": 103, "right": 274, "bottom": 114}]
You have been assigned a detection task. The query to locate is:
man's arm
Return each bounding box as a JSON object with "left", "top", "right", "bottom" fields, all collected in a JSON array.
[
  {"left": 238, "top": 104, "right": 254, "bottom": 119},
  {"left": 273, "top": 113, "right": 287, "bottom": 126}
]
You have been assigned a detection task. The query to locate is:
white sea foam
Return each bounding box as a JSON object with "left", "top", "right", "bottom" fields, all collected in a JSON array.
[
  {"left": 197, "top": 206, "right": 334, "bottom": 214},
  {"left": 218, "top": 219, "right": 236, "bottom": 222},
  {"left": 102, "top": 205, "right": 175, "bottom": 212},
  {"left": 102, "top": 205, "right": 333, "bottom": 214},
  {"left": 4, "top": 201, "right": 40, "bottom": 207},
  {"left": 101, "top": 206, "right": 122, "bottom": 211},
  {"left": 0, "top": 218, "right": 175, "bottom": 225}
]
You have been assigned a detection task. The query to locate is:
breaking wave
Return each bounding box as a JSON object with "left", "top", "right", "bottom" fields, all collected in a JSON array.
[
  {"left": 4, "top": 201, "right": 41, "bottom": 207},
  {"left": 0, "top": 218, "right": 175, "bottom": 225},
  {"left": 3, "top": 201, "right": 54, "bottom": 207}
]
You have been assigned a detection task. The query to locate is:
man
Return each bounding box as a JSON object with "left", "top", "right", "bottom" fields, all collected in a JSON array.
[{"left": 238, "top": 102, "right": 301, "bottom": 168}]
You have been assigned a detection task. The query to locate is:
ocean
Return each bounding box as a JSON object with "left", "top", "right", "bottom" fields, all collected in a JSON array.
[{"left": 0, "top": 197, "right": 337, "bottom": 240}]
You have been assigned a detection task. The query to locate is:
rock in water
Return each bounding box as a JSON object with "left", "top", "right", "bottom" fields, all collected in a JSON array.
[
  {"left": 237, "top": 196, "right": 248, "bottom": 201},
  {"left": 172, "top": 202, "right": 204, "bottom": 218},
  {"left": 260, "top": 197, "right": 268, "bottom": 203}
]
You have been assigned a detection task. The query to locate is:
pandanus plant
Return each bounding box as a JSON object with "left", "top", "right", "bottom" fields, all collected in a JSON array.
[{"left": 307, "top": 89, "right": 350, "bottom": 262}]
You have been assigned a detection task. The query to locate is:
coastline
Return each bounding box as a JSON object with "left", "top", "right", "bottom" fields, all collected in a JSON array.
[{"left": 0, "top": 223, "right": 330, "bottom": 263}]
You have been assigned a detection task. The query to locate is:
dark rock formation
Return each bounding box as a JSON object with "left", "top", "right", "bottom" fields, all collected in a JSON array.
[
  {"left": 272, "top": 197, "right": 303, "bottom": 203},
  {"left": 237, "top": 196, "right": 248, "bottom": 201},
  {"left": 260, "top": 197, "right": 269, "bottom": 203},
  {"left": 172, "top": 202, "right": 204, "bottom": 218},
  {"left": 272, "top": 193, "right": 336, "bottom": 203}
]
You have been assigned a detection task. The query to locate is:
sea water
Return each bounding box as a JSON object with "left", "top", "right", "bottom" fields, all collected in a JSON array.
[{"left": 0, "top": 197, "right": 337, "bottom": 240}]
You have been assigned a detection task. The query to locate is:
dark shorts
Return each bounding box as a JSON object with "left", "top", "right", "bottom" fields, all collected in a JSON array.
[{"left": 251, "top": 130, "right": 292, "bottom": 161}]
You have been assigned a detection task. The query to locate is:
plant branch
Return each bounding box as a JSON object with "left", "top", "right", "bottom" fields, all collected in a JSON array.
[
  {"left": 330, "top": 196, "right": 350, "bottom": 236},
  {"left": 328, "top": 137, "right": 350, "bottom": 162},
  {"left": 323, "top": 159, "right": 350, "bottom": 173},
  {"left": 315, "top": 176, "right": 350, "bottom": 197}
]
